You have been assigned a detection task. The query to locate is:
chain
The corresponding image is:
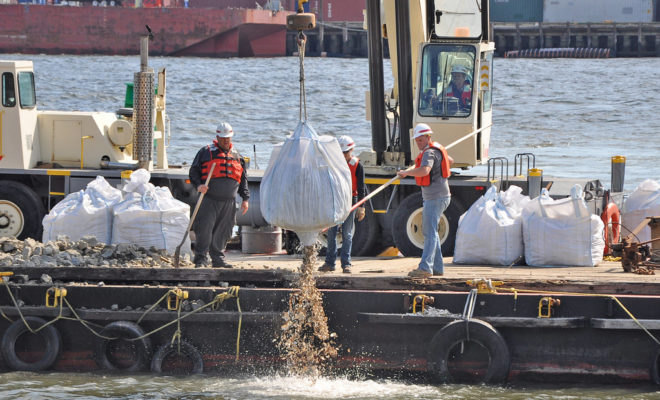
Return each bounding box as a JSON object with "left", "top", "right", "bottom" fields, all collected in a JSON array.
[{"left": 297, "top": 31, "right": 308, "bottom": 122}]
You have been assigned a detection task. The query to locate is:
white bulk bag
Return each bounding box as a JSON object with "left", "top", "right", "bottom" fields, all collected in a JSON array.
[
  {"left": 622, "top": 179, "right": 660, "bottom": 248},
  {"left": 42, "top": 176, "right": 123, "bottom": 244},
  {"left": 522, "top": 185, "right": 604, "bottom": 267},
  {"left": 453, "top": 185, "right": 529, "bottom": 265},
  {"left": 112, "top": 169, "right": 191, "bottom": 255},
  {"left": 260, "top": 121, "right": 352, "bottom": 246}
]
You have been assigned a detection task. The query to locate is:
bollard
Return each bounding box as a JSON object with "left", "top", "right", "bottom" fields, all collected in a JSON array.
[
  {"left": 528, "top": 168, "right": 543, "bottom": 199},
  {"left": 611, "top": 156, "right": 626, "bottom": 193}
]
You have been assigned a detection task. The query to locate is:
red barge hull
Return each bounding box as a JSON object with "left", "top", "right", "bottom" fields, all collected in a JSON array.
[{"left": 0, "top": 5, "right": 288, "bottom": 57}]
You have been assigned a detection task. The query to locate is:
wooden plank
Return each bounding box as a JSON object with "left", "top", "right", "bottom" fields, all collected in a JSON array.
[
  {"left": 4, "top": 266, "right": 288, "bottom": 284},
  {"left": 591, "top": 318, "right": 660, "bottom": 330},
  {"left": 357, "top": 313, "right": 588, "bottom": 328},
  {"left": 3, "top": 255, "right": 660, "bottom": 294}
]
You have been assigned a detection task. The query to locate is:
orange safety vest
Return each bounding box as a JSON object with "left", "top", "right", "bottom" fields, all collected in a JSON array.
[
  {"left": 201, "top": 143, "right": 243, "bottom": 183},
  {"left": 348, "top": 156, "right": 359, "bottom": 197},
  {"left": 414, "top": 142, "right": 451, "bottom": 186}
]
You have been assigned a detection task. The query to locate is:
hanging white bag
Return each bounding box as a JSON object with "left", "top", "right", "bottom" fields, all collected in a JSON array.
[
  {"left": 622, "top": 179, "right": 660, "bottom": 249},
  {"left": 260, "top": 121, "right": 352, "bottom": 246},
  {"left": 522, "top": 185, "right": 604, "bottom": 267},
  {"left": 112, "top": 169, "right": 191, "bottom": 255},
  {"left": 42, "top": 176, "right": 123, "bottom": 244},
  {"left": 453, "top": 185, "right": 528, "bottom": 265}
]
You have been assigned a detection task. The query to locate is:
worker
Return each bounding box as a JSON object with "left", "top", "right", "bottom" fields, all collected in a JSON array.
[
  {"left": 189, "top": 122, "right": 249, "bottom": 268},
  {"left": 397, "top": 123, "right": 453, "bottom": 278},
  {"left": 318, "top": 135, "right": 367, "bottom": 274},
  {"left": 445, "top": 64, "right": 472, "bottom": 110}
]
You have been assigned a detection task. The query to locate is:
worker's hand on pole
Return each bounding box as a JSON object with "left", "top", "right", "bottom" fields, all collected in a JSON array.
[
  {"left": 356, "top": 207, "right": 366, "bottom": 222},
  {"left": 397, "top": 169, "right": 409, "bottom": 178},
  {"left": 241, "top": 200, "right": 249, "bottom": 215},
  {"left": 197, "top": 184, "right": 208, "bottom": 194}
]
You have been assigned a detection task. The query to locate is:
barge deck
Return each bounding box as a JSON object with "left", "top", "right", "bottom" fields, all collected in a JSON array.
[{"left": 5, "top": 252, "right": 656, "bottom": 293}]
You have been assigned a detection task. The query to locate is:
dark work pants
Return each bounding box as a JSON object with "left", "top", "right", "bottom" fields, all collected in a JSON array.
[{"left": 193, "top": 198, "right": 236, "bottom": 265}]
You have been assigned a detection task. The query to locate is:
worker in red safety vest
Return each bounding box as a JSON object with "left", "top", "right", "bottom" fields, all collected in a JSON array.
[
  {"left": 397, "top": 123, "right": 453, "bottom": 278},
  {"left": 318, "top": 135, "right": 367, "bottom": 274},
  {"left": 445, "top": 64, "right": 472, "bottom": 110},
  {"left": 189, "top": 122, "right": 249, "bottom": 268}
]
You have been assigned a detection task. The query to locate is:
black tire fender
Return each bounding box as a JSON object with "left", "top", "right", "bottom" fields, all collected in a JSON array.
[
  {"left": 95, "top": 321, "right": 152, "bottom": 372},
  {"left": 651, "top": 348, "right": 660, "bottom": 384},
  {"left": 428, "top": 319, "right": 510, "bottom": 384},
  {"left": 151, "top": 341, "right": 204, "bottom": 375},
  {"left": 391, "top": 192, "right": 464, "bottom": 257},
  {"left": 0, "top": 316, "right": 62, "bottom": 371},
  {"left": 0, "top": 180, "right": 45, "bottom": 240}
]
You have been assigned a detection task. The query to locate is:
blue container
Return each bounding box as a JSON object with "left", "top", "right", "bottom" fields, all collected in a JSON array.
[{"left": 490, "top": 0, "right": 543, "bottom": 22}]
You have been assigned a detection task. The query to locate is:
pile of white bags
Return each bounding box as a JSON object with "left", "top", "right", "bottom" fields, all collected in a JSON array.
[
  {"left": 622, "top": 179, "right": 660, "bottom": 249},
  {"left": 112, "top": 169, "right": 191, "bottom": 255},
  {"left": 260, "top": 121, "right": 352, "bottom": 246},
  {"left": 453, "top": 186, "right": 529, "bottom": 265},
  {"left": 522, "top": 185, "right": 604, "bottom": 267},
  {"left": 42, "top": 176, "right": 123, "bottom": 244}
]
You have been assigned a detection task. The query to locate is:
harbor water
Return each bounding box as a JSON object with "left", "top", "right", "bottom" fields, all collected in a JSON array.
[
  {"left": 0, "top": 54, "right": 659, "bottom": 398},
  {"left": 3, "top": 54, "right": 658, "bottom": 191}
]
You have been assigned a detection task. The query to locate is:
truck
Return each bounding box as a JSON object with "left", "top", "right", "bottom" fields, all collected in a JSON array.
[
  {"left": 0, "top": 38, "right": 197, "bottom": 241},
  {"left": 0, "top": 1, "right": 619, "bottom": 256}
]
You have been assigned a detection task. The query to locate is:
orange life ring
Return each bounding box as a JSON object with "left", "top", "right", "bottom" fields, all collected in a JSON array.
[{"left": 601, "top": 202, "right": 621, "bottom": 255}]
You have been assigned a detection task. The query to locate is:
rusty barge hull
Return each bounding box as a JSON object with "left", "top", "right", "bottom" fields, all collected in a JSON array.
[
  {"left": 0, "top": 5, "right": 288, "bottom": 57},
  {"left": 1, "top": 266, "right": 660, "bottom": 384}
]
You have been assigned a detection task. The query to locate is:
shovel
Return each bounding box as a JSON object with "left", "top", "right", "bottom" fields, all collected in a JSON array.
[{"left": 174, "top": 163, "right": 215, "bottom": 267}]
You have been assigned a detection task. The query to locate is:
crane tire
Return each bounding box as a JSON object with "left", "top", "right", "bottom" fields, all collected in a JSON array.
[
  {"left": 151, "top": 341, "right": 204, "bottom": 375},
  {"left": 1, "top": 316, "right": 61, "bottom": 371},
  {"left": 0, "top": 180, "right": 45, "bottom": 240},
  {"left": 428, "top": 319, "right": 510, "bottom": 384},
  {"left": 392, "top": 193, "right": 463, "bottom": 257},
  {"left": 95, "top": 321, "right": 152, "bottom": 372},
  {"left": 352, "top": 208, "right": 379, "bottom": 256}
]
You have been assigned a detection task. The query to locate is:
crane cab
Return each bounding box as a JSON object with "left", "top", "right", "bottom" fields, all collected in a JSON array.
[{"left": 411, "top": 0, "right": 494, "bottom": 168}]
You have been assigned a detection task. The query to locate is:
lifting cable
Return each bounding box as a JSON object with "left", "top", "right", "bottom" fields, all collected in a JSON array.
[{"left": 297, "top": 31, "right": 308, "bottom": 122}]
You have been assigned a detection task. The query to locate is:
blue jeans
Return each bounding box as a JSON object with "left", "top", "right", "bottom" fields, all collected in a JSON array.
[
  {"left": 325, "top": 210, "right": 356, "bottom": 268},
  {"left": 419, "top": 196, "right": 451, "bottom": 274}
]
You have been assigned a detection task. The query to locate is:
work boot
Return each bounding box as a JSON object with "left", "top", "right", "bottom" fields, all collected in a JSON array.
[
  {"left": 318, "top": 262, "right": 335, "bottom": 272},
  {"left": 342, "top": 265, "right": 352, "bottom": 274},
  {"left": 212, "top": 260, "right": 233, "bottom": 268},
  {"left": 408, "top": 269, "right": 432, "bottom": 278}
]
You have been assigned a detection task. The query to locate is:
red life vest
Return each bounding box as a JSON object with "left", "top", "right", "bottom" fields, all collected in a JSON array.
[
  {"left": 414, "top": 142, "right": 451, "bottom": 186},
  {"left": 348, "top": 156, "right": 359, "bottom": 197},
  {"left": 446, "top": 84, "right": 472, "bottom": 108},
  {"left": 201, "top": 142, "right": 243, "bottom": 183}
]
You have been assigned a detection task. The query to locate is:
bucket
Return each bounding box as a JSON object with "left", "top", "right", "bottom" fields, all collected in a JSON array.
[{"left": 241, "top": 226, "right": 282, "bottom": 254}]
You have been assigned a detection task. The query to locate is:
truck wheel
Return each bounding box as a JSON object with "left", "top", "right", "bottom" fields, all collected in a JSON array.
[
  {"left": 283, "top": 230, "right": 301, "bottom": 255},
  {"left": 391, "top": 193, "right": 463, "bottom": 257},
  {"left": 0, "top": 181, "right": 45, "bottom": 240},
  {"left": 352, "top": 208, "right": 379, "bottom": 256}
]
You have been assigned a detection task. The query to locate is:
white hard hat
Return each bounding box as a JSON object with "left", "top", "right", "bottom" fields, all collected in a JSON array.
[
  {"left": 413, "top": 123, "right": 433, "bottom": 139},
  {"left": 215, "top": 122, "right": 234, "bottom": 138},
  {"left": 451, "top": 64, "right": 468, "bottom": 75},
  {"left": 337, "top": 135, "right": 355, "bottom": 152}
]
